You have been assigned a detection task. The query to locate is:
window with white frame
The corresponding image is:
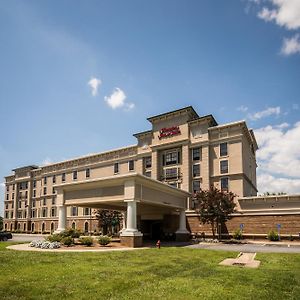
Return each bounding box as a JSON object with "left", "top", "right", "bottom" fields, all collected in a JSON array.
[
  {"left": 73, "top": 171, "right": 78, "bottom": 180},
  {"left": 192, "top": 147, "right": 201, "bottom": 161},
  {"left": 192, "top": 164, "right": 200, "bottom": 177},
  {"left": 71, "top": 206, "right": 78, "bottom": 216},
  {"left": 128, "top": 160, "right": 134, "bottom": 171},
  {"left": 192, "top": 180, "right": 201, "bottom": 193},
  {"left": 220, "top": 160, "right": 228, "bottom": 174},
  {"left": 220, "top": 142, "right": 228, "bottom": 157},
  {"left": 114, "top": 163, "right": 119, "bottom": 174},
  {"left": 163, "top": 150, "right": 180, "bottom": 166},
  {"left": 221, "top": 177, "right": 229, "bottom": 191},
  {"left": 144, "top": 156, "right": 152, "bottom": 169}
]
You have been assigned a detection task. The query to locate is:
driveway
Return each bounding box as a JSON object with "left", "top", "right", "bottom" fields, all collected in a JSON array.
[
  {"left": 9, "top": 234, "right": 47, "bottom": 242},
  {"left": 186, "top": 242, "right": 300, "bottom": 253}
]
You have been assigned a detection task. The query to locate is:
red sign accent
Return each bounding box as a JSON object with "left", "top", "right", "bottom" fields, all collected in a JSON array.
[{"left": 158, "top": 126, "right": 181, "bottom": 139}]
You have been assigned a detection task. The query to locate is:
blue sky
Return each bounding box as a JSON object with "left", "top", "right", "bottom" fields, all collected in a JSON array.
[{"left": 1, "top": 0, "right": 300, "bottom": 215}]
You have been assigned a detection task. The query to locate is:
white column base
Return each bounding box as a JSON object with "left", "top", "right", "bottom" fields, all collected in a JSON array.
[{"left": 120, "top": 230, "right": 143, "bottom": 237}]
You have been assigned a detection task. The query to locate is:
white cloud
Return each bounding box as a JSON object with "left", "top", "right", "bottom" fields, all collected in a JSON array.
[
  {"left": 275, "top": 122, "right": 289, "bottom": 129},
  {"left": 281, "top": 34, "right": 300, "bottom": 55},
  {"left": 257, "top": 0, "right": 300, "bottom": 30},
  {"left": 41, "top": 157, "right": 52, "bottom": 166},
  {"left": 104, "top": 88, "right": 135, "bottom": 111},
  {"left": 257, "top": 173, "right": 300, "bottom": 194},
  {"left": 237, "top": 105, "right": 249, "bottom": 112},
  {"left": 124, "top": 102, "right": 135, "bottom": 111},
  {"left": 248, "top": 106, "right": 280, "bottom": 120},
  {"left": 255, "top": 121, "right": 300, "bottom": 178},
  {"left": 88, "top": 77, "right": 102, "bottom": 96}
]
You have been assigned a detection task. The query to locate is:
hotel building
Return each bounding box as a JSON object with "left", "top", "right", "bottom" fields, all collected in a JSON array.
[{"left": 3, "top": 106, "right": 300, "bottom": 246}]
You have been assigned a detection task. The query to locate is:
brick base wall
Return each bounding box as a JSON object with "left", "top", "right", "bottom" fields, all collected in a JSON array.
[{"left": 187, "top": 214, "right": 300, "bottom": 236}]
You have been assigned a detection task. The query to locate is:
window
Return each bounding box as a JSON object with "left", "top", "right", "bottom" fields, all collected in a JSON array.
[
  {"left": 6, "top": 194, "right": 8, "bottom": 200},
  {"left": 128, "top": 160, "right": 134, "bottom": 171},
  {"left": 11, "top": 212, "right": 14, "bottom": 219},
  {"left": 165, "top": 168, "right": 179, "bottom": 179},
  {"left": 33, "top": 180, "right": 36, "bottom": 188},
  {"left": 52, "top": 197, "right": 56, "bottom": 205},
  {"left": 192, "top": 164, "right": 200, "bottom": 177},
  {"left": 12, "top": 193, "right": 14, "bottom": 200},
  {"left": 12, "top": 202, "right": 14, "bottom": 209},
  {"left": 18, "top": 211, "right": 22, "bottom": 218},
  {"left": 221, "top": 177, "right": 229, "bottom": 191},
  {"left": 43, "top": 187, "right": 47, "bottom": 195},
  {"left": 25, "top": 191, "right": 28, "bottom": 198},
  {"left": 32, "top": 200, "right": 36, "bottom": 208},
  {"left": 164, "top": 150, "right": 180, "bottom": 166},
  {"left": 73, "top": 171, "right": 78, "bottom": 180},
  {"left": 5, "top": 203, "right": 8, "bottom": 210},
  {"left": 145, "top": 171, "right": 151, "bottom": 178},
  {"left": 84, "top": 207, "right": 91, "bottom": 216},
  {"left": 13, "top": 184, "right": 15, "bottom": 190},
  {"left": 168, "top": 182, "right": 178, "bottom": 188},
  {"left": 114, "top": 163, "right": 119, "bottom": 174},
  {"left": 42, "top": 208, "right": 47, "bottom": 218},
  {"left": 5, "top": 212, "right": 8, "bottom": 219},
  {"left": 33, "top": 190, "right": 36, "bottom": 197},
  {"left": 51, "top": 207, "right": 56, "bottom": 217},
  {"left": 18, "top": 201, "right": 21, "bottom": 208},
  {"left": 86, "top": 168, "right": 90, "bottom": 178},
  {"left": 52, "top": 175, "right": 56, "bottom": 184},
  {"left": 62, "top": 173, "right": 66, "bottom": 182},
  {"left": 193, "top": 180, "right": 201, "bottom": 194},
  {"left": 220, "top": 160, "right": 228, "bottom": 174},
  {"left": 144, "top": 157, "right": 152, "bottom": 169},
  {"left": 6, "top": 185, "right": 9, "bottom": 192},
  {"left": 44, "top": 177, "right": 47, "bottom": 185},
  {"left": 220, "top": 143, "right": 228, "bottom": 157},
  {"left": 43, "top": 198, "right": 47, "bottom": 206},
  {"left": 71, "top": 206, "right": 78, "bottom": 216},
  {"left": 192, "top": 148, "right": 201, "bottom": 161},
  {"left": 31, "top": 209, "right": 36, "bottom": 218},
  {"left": 52, "top": 187, "right": 55, "bottom": 194}
]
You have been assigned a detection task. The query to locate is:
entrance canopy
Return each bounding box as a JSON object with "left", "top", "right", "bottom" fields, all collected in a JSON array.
[
  {"left": 53, "top": 173, "right": 191, "bottom": 247},
  {"left": 54, "top": 173, "right": 190, "bottom": 213}
]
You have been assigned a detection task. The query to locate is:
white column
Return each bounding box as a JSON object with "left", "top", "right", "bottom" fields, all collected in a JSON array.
[
  {"left": 55, "top": 189, "right": 66, "bottom": 233},
  {"left": 56, "top": 205, "right": 66, "bottom": 233},
  {"left": 120, "top": 200, "right": 142, "bottom": 237},
  {"left": 176, "top": 209, "right": 189, "bottom": 234},
  {"left": 126, "top": 200, "right": 137, "bottom": 232}
]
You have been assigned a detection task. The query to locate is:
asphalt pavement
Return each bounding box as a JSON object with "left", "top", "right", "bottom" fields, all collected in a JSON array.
[{"left": 186, "top": 242, "right": 300, "bottom": 253}]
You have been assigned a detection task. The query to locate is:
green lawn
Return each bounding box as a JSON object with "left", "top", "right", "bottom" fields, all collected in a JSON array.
[{"left": 1, "top": 242, "right": 300, "bottom": 300}]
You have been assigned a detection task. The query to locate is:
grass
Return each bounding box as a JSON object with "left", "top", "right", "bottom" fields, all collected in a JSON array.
[{"left": 0, "top": 242, "right": 300, "bottom": 299}]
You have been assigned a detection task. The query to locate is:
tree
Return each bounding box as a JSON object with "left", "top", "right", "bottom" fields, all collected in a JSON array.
[
  {"left": 94, "top": 210, "right": 122, "bottom": 235},
  {"left": 194, "top": 186, "right": 236, "bottom": 239},
  {"left": 0, "top": 216, "right": 3, "bottom": 231}
]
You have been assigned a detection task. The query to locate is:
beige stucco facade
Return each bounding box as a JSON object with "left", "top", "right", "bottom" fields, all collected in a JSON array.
[{"left": 3, "top": 106, "right": 259, "bottom": 240}]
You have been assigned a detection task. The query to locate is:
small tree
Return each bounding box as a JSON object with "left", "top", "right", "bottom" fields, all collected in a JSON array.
[
  {"left": 0, "top": 216, "right": 3, "bottom": 231},
  {"left": 94, "top": 210, "right": 122, "bottom": 235},
  {"left": 194, "top": 186, "right": 236, "bottom": 239}
]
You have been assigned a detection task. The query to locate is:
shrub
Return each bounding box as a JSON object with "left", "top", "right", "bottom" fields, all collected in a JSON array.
[
  {"left": 98, "top": 235, "right": 111, "bottom": 246},
  {"left": 61, "top": 236, "right": 74, "bottom": 247},
  {"left": 61, "top": 228, "right": 81, "bottom": 238},
  {"left": 79, "top": 237, "right": 94, "bottom": 247},
  {"left": 47, "top": 233, "right": 63, "bottom": 242},
  {"left": 233, "top": 229, "right": 243, "bottom": 240},
  {"left": 268, "top": 230, "right": 279, "bottom": 241}
]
